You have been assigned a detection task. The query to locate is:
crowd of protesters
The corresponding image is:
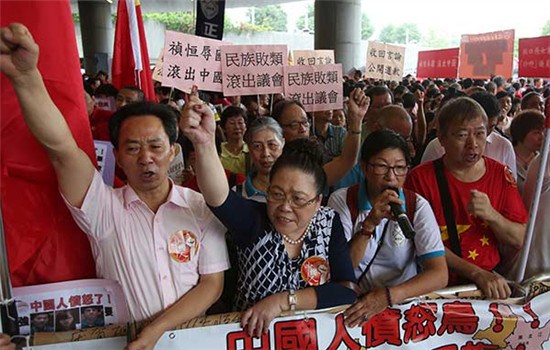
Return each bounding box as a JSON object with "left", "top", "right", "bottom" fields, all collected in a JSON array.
[{"left": 1, "top": 22, "right": 550, "bottom": 350}]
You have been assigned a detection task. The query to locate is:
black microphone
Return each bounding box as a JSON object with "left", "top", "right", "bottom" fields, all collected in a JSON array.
[{"left": 388, "top": 187, "right": 416, "bottom": 239}]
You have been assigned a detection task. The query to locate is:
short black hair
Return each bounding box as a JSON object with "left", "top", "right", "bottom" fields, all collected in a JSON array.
[
  {"left": 360, "top": 129, "right": 410, "bottom": 165},
  {"left": 220, "top": 106, "right": 247, "bottom": 128},
  {"left": 393, "top": 85, "right": 409, "bottom": 97},
  {"left": 108, "top": 102, "right": 178, "bottom": 149},
  {"left": 495, "top": 91, "right": 512, "bottom": 100},
  {"left": 470, "top": 91, "right": 500, "bottom": 119},
  {"left": 119, "top": 86, "right": 145, "bottom": 102},
  {"left": 521, "top": 92, "right": 541, "bottom": 110},
  {"left": 401, "top": 93, "right": 416, "bottom": 109},
  {"left": 365, "top": 85, "right": 394, "bottom": 103},
  {"left": 94, "top": 83, "right": 118, "bottom": 97},
  {"left": 271, "top": 99, "right": 307, "bottom": 124},
  {"left": 510, "top": 110, "right": 545, "bottom": 146},
  {"left": 272, "top": 138, "right": 327, "bottom": 195}
]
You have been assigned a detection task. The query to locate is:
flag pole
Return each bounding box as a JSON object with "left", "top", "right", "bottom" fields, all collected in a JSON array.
[
  {"left": 515, "top": 110, "right": 550, "bottom": 282},
  {"left": 0, "top": 201, "right": 19, "bottom": 336}
]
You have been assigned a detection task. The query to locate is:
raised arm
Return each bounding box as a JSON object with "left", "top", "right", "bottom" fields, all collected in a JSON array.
[
  {"left": 323, "top": 89, "right": 369, "bottom": 186},
  {"left": 0, "top": 23, "right": 94, "bottom": 207},
  {"left": 179, "top": 87, "right": 228, "bottom": 207},
  {"left": 414, "top": 90, "right": 426, "bottom": 146}
]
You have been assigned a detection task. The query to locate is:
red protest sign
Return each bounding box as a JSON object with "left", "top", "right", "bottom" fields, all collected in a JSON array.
[
  {"left": 416, "top": 48, "right": 459, "bottom": 79},
  {"left": 518, "top": 35, "right": 550, "bottom": 78},
  {"left": 459, "top": 30, "right": 515, "bottom": 79}
]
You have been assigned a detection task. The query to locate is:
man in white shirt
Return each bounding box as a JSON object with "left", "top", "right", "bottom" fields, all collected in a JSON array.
[{"left": 0, "top": 23, "right": 229, "bottom": 350}]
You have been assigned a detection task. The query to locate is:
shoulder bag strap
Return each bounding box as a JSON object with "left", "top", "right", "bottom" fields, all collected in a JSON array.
[{"left": 434, "top": 158, "right": 462, "bottom": 257}]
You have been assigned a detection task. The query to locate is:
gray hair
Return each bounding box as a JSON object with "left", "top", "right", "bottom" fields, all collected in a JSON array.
[
  {"left": 492, "top": 75, "right": 506, "bottom": 88},
  {"left": 245, "top": 117, "right": 284, "bottom": 144}
]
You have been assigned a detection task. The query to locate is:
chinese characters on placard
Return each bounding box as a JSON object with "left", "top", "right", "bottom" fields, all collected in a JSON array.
[
  {"left": 221, "top": 45, "right": 288, "bottom": 96},
  {"left": 292, "top": 50, "right": 335, "bottom": 66},
  {"left": 163, "top": 31, "right": 230, "bottom": 92},
  {"left": 283, "top": 64, "right": 343, "bottom": 112},
  {"left": 365, "top": 41, "right": 406, "bottom": 82}
]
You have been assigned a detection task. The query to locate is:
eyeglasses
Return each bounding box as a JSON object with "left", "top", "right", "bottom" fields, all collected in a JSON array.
[
  {"left": 451, "top": 130, "right": 487, "bottom": 143},
  {"left": 266, "top": 189, "right": 318, "bottom": 208},
  {"left": 368, "top": 163, "right": 409, "bottom": 176},
  {"left": 281, "top": 120, "right": 310, "bottom": 130}
]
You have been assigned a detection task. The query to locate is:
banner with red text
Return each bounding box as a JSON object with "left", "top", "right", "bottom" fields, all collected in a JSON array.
[
  {"left": 162, "top": 31, "right": 231, "bottom": 92},
  {"left": 283, "top": 64, "right": 343, "bottom": 112},
  {"left": 518, "top": 35, "right": 550, "bottom": 78},
  {"left": 31, "top": 283, "right": 550, "bottom": 349},
  {"left": 365, "top": 41, "right": 406, "bottom": 82},
  {"left": 13, "top": 279, "right": 128, "bottom": 335},
  {"left": 459, "top": 29, "right": 515, "bottom": 79},
  {"left": 150, "top": 290, "right": 550, "bottom": 349},
  {"left": 417, "top": 48, "right": 459, "bottom": 79},
  {"left": 221, "top": 45, "right": 288, "bottom": 96}
]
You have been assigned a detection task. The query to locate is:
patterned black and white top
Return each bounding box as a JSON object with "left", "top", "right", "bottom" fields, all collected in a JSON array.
[{"left": 210, "top": 190, "right": 357, "bottom": 311}]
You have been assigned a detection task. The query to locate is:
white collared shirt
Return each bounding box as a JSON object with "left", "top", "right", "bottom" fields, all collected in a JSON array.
[{"left": 64, "top": 171, "right": 229, "bottom": 321}]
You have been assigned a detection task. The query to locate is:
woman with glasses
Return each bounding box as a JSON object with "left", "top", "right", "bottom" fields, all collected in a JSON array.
[
  {"left": 181, "top": 89, "right": 359, "bottom": 337},
  {"left": 328, "top": 129, "right": 447, "bottom": 327},
  {"left": 271, "top": 89, "right": 369, "bottom": 187}
]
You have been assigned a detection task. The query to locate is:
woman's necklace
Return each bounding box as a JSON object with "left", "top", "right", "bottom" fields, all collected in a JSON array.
[{"left": 280, "top": 218, "right": 314, "bottom": 245}]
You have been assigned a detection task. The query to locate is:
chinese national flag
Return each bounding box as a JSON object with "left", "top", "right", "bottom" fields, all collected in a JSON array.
[
  {"left": 112, "top": 0, "right": 155, "bottom": 101},
  {"left": 0, "top": 1, "right": 96, "bottom": 286}
]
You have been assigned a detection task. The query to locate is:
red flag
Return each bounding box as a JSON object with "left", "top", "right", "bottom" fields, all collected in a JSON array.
[
  {"left": 112, "top": 0, "right": 156, "bottom": 101},
  {"left": 0, "top": 0, "right": 96, "bottom": 286}
]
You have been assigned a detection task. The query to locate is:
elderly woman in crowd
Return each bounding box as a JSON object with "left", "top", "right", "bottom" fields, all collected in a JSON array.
[
  {"left": 219, "top": 106, "right": 249, "bottom": 175},
  {"left": 329, "top": 129, "right": 447, "bottom": 326},
  {"left": 239, "top": 117, "right": 285, "bottom": 201},
  {"left": 180, "top": 88, "right": 371, "bottom": 336}
]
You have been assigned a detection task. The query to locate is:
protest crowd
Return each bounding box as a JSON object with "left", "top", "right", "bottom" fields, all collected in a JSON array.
[{"left": 1, "top": 17, "right": 550, "bottom": 350}]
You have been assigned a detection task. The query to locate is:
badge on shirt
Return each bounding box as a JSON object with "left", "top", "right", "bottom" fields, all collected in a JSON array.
[
  {"left": 169, "top": 230, "right": 199, "bottom": 263},
  {"left": 504, "top": 166, "right": 517, "bottom": 187},
  {"left": 300, "top": 256, "right": 330, "bottom": 286}
]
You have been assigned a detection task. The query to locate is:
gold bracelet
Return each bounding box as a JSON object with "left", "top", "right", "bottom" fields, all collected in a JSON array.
[{"left": 349, "top": 130, "right": 362, "bottom": 135}]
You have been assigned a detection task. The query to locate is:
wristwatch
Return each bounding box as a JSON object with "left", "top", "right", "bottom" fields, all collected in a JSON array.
[{"left": 288, "top": 289, "right": 297, "bottom": 313}]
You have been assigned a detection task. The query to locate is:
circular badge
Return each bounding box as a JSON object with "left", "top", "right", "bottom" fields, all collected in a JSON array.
[
  {"left": 300, "top": 256, "right": 330, "bottom": 286},
  {"left": 168, "top": 230, "right": 199, "bottom": 263}
]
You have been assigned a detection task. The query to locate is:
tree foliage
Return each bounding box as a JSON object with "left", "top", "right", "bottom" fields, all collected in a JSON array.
[
  {"left": 543, "top": 19, "right": 550, "bottom": 36},
  {"left": 420, "top": 29, "right": 450, "bottom": 49},
  {"left": 296, "top": 4, "right": 314, "bottom": 31},
  {"left": 142, "top": 12, "right": 194, "bottom": 33},
  {"left": 361, "top": 13, "right": 374, "bottom": 40},
  {"left": 246, "top": 5, "right": 287, "bottom": 32},
  {"left": 378, "top": 23, "right": 421, "bottom": 44}
]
